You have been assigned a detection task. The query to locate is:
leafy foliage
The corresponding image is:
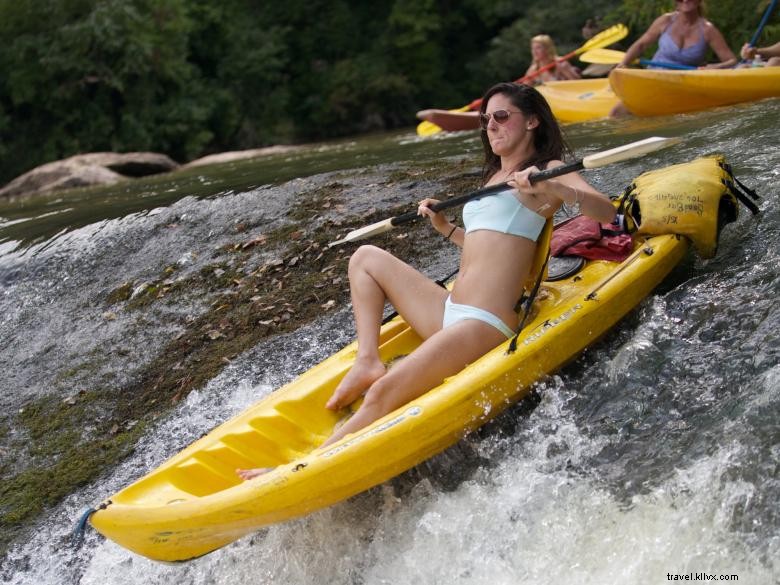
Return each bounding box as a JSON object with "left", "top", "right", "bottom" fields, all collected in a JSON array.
[{"left": 0, "top": 0, "right": 775, "bottom": 184}]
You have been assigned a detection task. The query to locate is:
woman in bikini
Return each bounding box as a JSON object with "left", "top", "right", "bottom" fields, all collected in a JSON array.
[
  {"left": 616, "top": 0, "right": 736, "bottom": 70},
  {"left": 238, "top": 82, "right": 615, "bottom": 480}
]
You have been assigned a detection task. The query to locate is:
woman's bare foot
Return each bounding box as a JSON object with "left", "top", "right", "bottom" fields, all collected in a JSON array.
[
  {"left": 236, "top": 467, "right": 273, "bottom": 481},
  {"left": 326, "top": 357, "right": 386, "bottom": 410}
]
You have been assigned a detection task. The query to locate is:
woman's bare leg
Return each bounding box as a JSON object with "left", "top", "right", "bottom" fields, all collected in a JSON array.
[
  {"left": 239, "top": 319, "right": 504, "bottom": 479},
  {"left": 321, "top": 319, "right": 506, "bottom": 447},
  {"left": 326, "top": 245, "right": 449, "bottom": 411},
  {"left": 237, "top": 245, "right": 451, "bottom": 481}
]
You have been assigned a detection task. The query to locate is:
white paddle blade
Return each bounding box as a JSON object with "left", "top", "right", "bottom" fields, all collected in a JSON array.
[
  {"left": 328, "top": 218, "right": 395, "bottom": 247},
  {"left": 582, "top": 136, "right": 681, "bottom": 169}
]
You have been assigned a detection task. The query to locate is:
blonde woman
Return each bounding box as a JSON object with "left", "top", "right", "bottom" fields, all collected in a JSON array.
[{"left": 524, "top": 35, "right": 582, "bottom": 84}]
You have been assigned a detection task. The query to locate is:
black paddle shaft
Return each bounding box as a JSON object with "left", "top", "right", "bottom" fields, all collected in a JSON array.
[{"left": 389, "top": 160, "right": 584, "bottom": 227}]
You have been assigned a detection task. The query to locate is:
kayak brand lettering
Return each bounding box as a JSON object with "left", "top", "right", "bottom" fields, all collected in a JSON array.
[{"left": 523, "top": 304, "right": 583, "bottom": 346}]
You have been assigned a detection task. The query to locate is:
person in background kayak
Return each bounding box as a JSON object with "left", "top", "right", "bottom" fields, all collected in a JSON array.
[
  {"left": 615, "top": 0, "right": 737, "bottom": 70},
  {"left": 740, "top": 41, "right": 780, "bottom": 66},
  {"left": 524, "top": 34, "right": 582, "bottom": 84},
  {"left": 609, "top": 0, "right": 736, "bottom": 116},
  {"left": 582, "top": 18, "right": 601, "bottom": 40},
  {"left": 415, "top": 34, "right": 580, "bottom": 126},
  {"left": 237, "top": 83, "right": 616, "bottom": 480}
]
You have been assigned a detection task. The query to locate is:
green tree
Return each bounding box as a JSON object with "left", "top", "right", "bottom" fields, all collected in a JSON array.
[
  {"left": 1, "top": 0, "right": 775, "bottom": 187},
  {"left": 0, "top": 0, "right": 208, "bottom": 177}
]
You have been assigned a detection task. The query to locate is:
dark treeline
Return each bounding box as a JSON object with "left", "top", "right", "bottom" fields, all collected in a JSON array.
[{"left": 0, "top": 0, "right": 775, "bottom": 185}]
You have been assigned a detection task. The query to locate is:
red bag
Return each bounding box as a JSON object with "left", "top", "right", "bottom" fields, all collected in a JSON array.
[{"left": 551, "top": 216, "right": 632, "bottom": 262}]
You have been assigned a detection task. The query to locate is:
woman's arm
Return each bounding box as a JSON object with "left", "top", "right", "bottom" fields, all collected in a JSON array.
[
  {"left": 511, "top": 162, "right": 616, "bottom": 224},
  {"left": 418, "top": 199, "right": 464, "bottom": 248},
  {"left": 742, "top": 41, "right": 780, "bottom": 61},
  {"left": 415, "top": 109, "right": 479, "bottom": 122},
  {"left": 444, "top": 225, "right": 465, "bottom": 247},
  {"left": 618, "top": 14, "right": 670, "bottom": 67},
  {"left": 701, "top": 22, "right": 737, "bottom": 69},
  {"left": 759, "top": 41, "right": 780, "bottom": 59},
  {"left": 555, "top": 60, "right": 581, "bottom": 80},
  {"left": 552, "top": 175, "right": 617, "bottom": 224}
]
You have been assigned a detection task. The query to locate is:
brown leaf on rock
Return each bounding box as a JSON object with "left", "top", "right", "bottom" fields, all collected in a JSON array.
[{"left": 241, "top": 235, "right": 267, "bottom": 249}]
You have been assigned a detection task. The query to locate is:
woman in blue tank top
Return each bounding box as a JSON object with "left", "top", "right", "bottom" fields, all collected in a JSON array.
[{"left": 617, "top": 0, "right": 736, "bottom": 69}]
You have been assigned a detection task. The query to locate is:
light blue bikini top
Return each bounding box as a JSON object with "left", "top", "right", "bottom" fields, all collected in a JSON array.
[{"left": 462, "top": 187, "right": 546, "bottom": 242}]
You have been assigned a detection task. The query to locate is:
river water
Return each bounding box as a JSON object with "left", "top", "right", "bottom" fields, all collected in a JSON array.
[{"left": 1, "top": 98, "right": 779, "bottom": 584}]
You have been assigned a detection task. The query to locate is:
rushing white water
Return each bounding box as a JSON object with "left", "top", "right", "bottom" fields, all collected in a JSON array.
[
  {"left": 6, "top": 370, "right": 777, "bottom": 584},
  {"left": 2, "top": 100, "right": 779, "bottom": 584}
]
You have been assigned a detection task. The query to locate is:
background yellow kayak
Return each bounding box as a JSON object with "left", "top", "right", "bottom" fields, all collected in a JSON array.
[
  {"left": 417, "top": 78, "right": 619, "bottom": 135},
  {"left": 537, "top": 78, "right": 619, "bottom": 123},
  {"left": 609, "top": 67, "right": 780, "bottom": 117}
]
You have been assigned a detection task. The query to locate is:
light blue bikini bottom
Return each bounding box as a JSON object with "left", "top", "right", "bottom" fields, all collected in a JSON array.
[{"left": 442, "top": 296, "right": 516, "bottom": 339}]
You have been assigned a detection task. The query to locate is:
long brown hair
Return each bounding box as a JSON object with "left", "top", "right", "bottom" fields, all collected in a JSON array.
[{"left": 479, "top": 82, "right": 572, "bottom": 185}]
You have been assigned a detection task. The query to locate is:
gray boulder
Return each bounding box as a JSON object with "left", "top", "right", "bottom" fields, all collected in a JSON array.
[
  {"left": 184, "top": 146, "right": 301, "bottom": 169},
  {"left": 0, "top": 152, "right": 180, "bottom": 199}
]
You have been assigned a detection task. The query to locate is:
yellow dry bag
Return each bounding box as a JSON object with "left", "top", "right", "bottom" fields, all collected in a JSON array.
[{"left": 619, "top": 155, "right": 759, "bottom": 258}]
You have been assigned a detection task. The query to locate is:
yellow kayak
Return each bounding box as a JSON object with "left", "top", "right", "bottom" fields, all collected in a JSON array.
[
  {"left": 609, "top": 66, "right": 780, "bottom": 116},
  {"left": 537, "top": 78, "right": 619, "bottom": 123},
  {"left": 89, "top": 156, "right": 749, "bottom": 562},
  {"left": 416, "top": 79, "right": 618, "bottom": 135}
]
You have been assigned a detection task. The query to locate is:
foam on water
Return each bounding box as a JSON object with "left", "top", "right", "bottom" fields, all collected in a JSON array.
[{"left": 59, "top": 383, "right": 775, "bottom": 585}]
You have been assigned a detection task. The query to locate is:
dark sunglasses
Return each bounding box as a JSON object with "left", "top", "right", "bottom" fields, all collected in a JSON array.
[{"left": 479, "top": 109, "right": 521, "bottom": 129}]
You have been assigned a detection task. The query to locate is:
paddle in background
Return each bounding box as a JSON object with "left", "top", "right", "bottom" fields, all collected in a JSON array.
[
  {"left": 580, "top": 48, "right": 696, "bottom": 70},
  {"left": 742, "top": 0, "right": 778, "bottom": 64},
  {"left": 330, "top": 136, "right": 680, "bottom": 247},
  {"left": 415, "top": 23, "right": 629, "bottom": 137}
]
